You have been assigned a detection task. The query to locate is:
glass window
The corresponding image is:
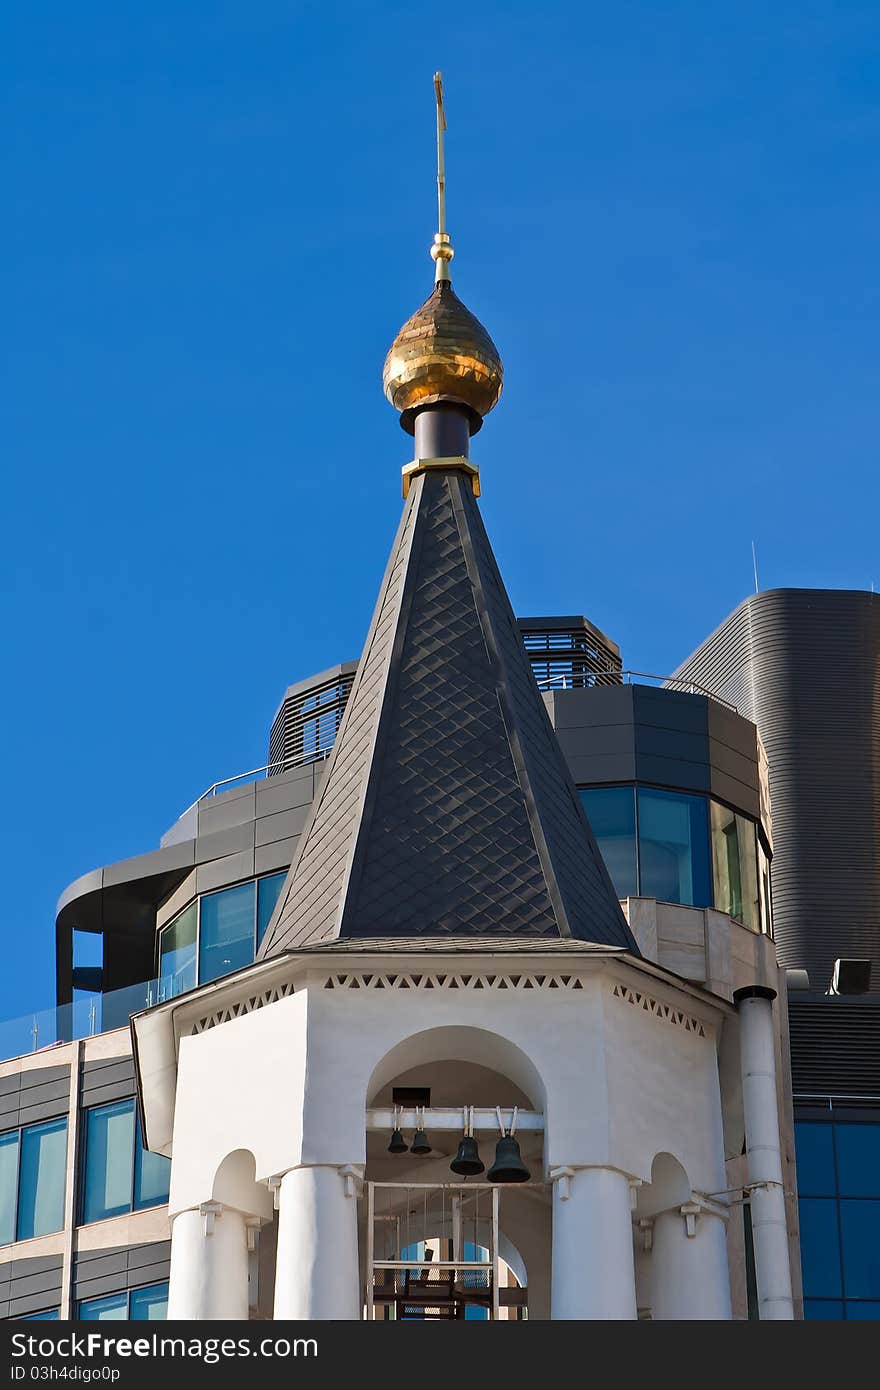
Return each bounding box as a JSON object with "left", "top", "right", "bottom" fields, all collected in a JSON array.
[
  {"left": 199, "top": 882, "right": 255, "bottom": 984},
  {"left": 804, "top": 1300, "right": 844, "bottom": 1319},
  {"left": 82, "top": 1100, "right": 169, "bottom": 1225},
  {"left": 835, "top": 1124, "right": 880, "bottom": 1198},
  {"left": 579, "top": 788, "right": 637, "bottom": 898},
  {"left": 79, "top": 1292, "right": 128, "bottom": 1320},
  {"left": 637, "top": 788, "right": 710, "bottom": 907},
  {"left": 133, "top": 1113, "right": 170, "bottom": 1211},
  {"left": 83, "top": 1100, "right": 136, "bottom": 1224},
  {"left": 758, "top": 841, "right": 773, "bottom": 935},
  {"left": 845, "top": 1301, "right": 880, "bottom": 1319},
  {"left": 795, "top": 1122, "right": 836, "bottom": 1196},
  {"left": 0, "top": 1129, "right": 20, "bottom": 1245},
  {"left": 16, "top": 1119, "right": 67, "bottom": 1241},
  {"left": 799, "top": 1198, "right": 842, "bottom": 1298},
  {"left": 257, "top": 872, "right": 287, "bottom": 947},
  {"left": 711, "top": 802, "right": 760, "bottom": 930},
  {"left": 839, "top": 1201, "right": 880, "bottom": 1299},
  {"left": 21, "top": 1310, "right": 59, "bottom": 1321},
  {"left": 129, "top": 1282, "right": 169, "bottom": 1320},
  {"left": 159, "top": 902, "right": 197, "bottom": 1000}
]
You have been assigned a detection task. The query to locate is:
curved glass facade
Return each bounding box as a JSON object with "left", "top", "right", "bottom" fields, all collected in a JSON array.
[
  {"left": 158, "top": 871, "right": 287, "bottom": 1001},
  {"left": 579, "top": 785, "right": 771, "bottom": 932}
]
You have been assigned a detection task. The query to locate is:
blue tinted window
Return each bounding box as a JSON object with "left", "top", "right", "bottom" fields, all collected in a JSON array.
[
  {"left": 129, "top": 1282, "right": 169, "bottom": 1320},
  {"left": 257, "top": 873, "right": 287, "bottom": 947},
  {"left": 133, "top": 1114, "right": 170, "bottom": 1211},
  {"left": 579, "top": 788, "right": 637, "bottom": 898},
  {"left": 21, "top": 1310, "right": 59, "bottom": 1321},
  {"left": 839, "top": 1201, "right": 880, "bottom": 1299},
  {"left": 83, "top": 1101, "right": 135, "bottom": 1224},
  {"left": 79, "top": 1292, "right": 127, "bottom": 1320},
  {"left": 804, "top": 1300, "right": 844, "bottom": 1319},
  {"left": 799, "top": 1198, "right": 842, "bottom": 1297},
  {"left": 158, "top": 902, "right": 197, "bottom": 1000},
  {"left": 794, "top": 1122, "right": 836, "bottom": 1196},
  {"left": 844, "top": 1301, "right": 880, "bottom": 1319},
  {"left": 17, "top": 1119, "right": 67, "bottom": 1240},
  {"left": 0, "top": 1130, "right": 19, "bottom": 1245},
  {"left": 199, "top": 882, "right": 255, "bottom": 984},
  {"left": 82, "top": 1100, "right": 170, "bottom": 1224},
  {"left": 637, "top": 788, "right": 711, "bottom": 908},
  {"left": 835, "top": 1125, "right": 880, "bottom": 1198}
]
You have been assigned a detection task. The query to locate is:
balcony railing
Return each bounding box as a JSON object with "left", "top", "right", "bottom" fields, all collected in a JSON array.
[
  {"left": 0, "top": 976, "right": 173, "bottom": 1064},
  {"left": 535, "top": 668, "right": 738, "bottom": 712}
]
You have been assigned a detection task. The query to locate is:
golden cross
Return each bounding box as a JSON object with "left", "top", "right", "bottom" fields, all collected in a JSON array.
[
  {"left": 434, "top": 71, "right": 447, "bottom": 236},
  {"left": 431, "top": 72, "right": 453, "bottom": 280}
]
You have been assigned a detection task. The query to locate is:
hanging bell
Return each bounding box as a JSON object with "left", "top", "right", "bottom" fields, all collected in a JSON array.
[
  {"left": 450, "top": 1134, "right": 484, "bottom": 1177},
  {"left": 387, "top": 1128, "right": 408, "bottom": 1155},
  {"left": 487, "top": 1133, "right": 530, "bottom": 1183},
  {"left": 410, "top": 1127, "right": 432, "bottom": 1156}
]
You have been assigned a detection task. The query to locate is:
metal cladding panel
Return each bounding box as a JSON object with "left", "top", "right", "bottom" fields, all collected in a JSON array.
[
  {"left": 0, "top": 1256, "right": 63, "bottom": 1320},
  {"left": 73, "top": 1242, "right": 172, "bottom": 1303},
  {"left": 260, "top": 470, "right": 635, "bottom": 954},
  {"left": 674, "top": 590, "right": 880, "bottom": 990},
  {"left": 788, "top": 998, "right": 880, "bottom": 1097}
]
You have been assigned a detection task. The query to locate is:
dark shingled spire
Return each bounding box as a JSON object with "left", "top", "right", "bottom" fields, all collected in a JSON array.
[{"left": 258, "top": 468, "right": 638, "bottom": 956}]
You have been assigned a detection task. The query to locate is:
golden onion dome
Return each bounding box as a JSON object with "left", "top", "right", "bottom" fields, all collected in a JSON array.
[{"left": 382, "top": 279, "right": 503, "bottom": 432}]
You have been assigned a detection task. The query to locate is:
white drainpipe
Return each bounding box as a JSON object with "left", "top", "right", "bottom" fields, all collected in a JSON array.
[{"left": 734, "top": 985, "right": 794, "bottom": 1320}]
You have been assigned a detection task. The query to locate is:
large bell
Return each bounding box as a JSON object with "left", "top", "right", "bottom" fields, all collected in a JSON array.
[
  {"left": 487, "top": 1133, "right": 530, "bottom": 1183},
  {"left": 387, "top": 1128, "right": 408, "bottom": 1155},
  {"left": 450, "top": 1134, "right": 484, "bottom": 1177},
  {"left": 410, "top": 1128, "right": 432, "bottom": 1156}
]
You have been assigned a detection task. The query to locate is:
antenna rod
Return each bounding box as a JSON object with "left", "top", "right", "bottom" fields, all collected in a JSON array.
[
  {"left": 430, "top": 71, "right": 454, "bottom": 282},
  {"left": 752, "top": 541, "right": 760, "bottom": 594}
]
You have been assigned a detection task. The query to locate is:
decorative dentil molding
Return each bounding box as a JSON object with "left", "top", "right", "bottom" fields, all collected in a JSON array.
[{"left": 611, "top": 983, "right": 707, "bottom": 1038}]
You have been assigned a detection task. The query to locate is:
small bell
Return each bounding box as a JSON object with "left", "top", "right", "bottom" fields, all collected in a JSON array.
[
  {"left": 410, "top": 1106, "right": 431, "bottom": 1156},
  {"left": 450, "top": 1107, "right": 484, "bottom": 1176},
  {"left": 487, "top": 1134, "right": 530, "bottom": 1183},
  {"left": 487, "top": 1107, "right": 530, "bottom": 1183},
  {"left": 387, "top": 1106, "right": 408, "bottom": 1154},
  {"left": 450, "top": 1134, "right": 484, "bottom": 1176}
]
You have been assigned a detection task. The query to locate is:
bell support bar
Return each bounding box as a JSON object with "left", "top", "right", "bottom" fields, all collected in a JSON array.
[{"left": 367, "top": 1107, "right": 544, "bottom": 1132}]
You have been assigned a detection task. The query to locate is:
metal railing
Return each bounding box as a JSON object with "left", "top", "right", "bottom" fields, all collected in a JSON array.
[
  {"left": 180, "top": 747, "right": 334, "bottom": 817},
  {"left": 535, "top": 668, "right": 738, "bottom": 712}
]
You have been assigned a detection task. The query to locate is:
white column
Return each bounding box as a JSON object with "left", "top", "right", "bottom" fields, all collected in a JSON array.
[
  {"left": 167, "top": 1204, "right": 250, "bottom": 1320},
  {"left": 651, "top": 1205, "right": 732, "bottom": 1320},
  {"left": 273, "top": 1165, "right": 360, "bottom": 1320},
  {"left": 735, "top": 986, "right": 794, "bottom": 1320},
  {"left": 551, "top": 1167, "right": 637, "bottom": 1319}
]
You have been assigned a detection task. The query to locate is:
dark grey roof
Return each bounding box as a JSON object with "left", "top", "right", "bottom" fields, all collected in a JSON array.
[
  {"left": 258, "top": 467, "right": 638, "bottom": 957},
  {"left": 288, "top": 936, "right": 629, "bottom": 956}
]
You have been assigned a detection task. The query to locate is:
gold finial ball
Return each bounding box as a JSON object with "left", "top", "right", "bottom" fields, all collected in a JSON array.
[{"left": 383, "top": 280, "right": 503, "bottom": 431}]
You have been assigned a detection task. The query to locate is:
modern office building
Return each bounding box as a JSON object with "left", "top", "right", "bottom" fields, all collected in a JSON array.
[{"left": 673, "top": 590, "right": 880, "bottom": 1319}]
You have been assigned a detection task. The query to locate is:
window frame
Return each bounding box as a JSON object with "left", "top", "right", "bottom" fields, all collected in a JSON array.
[
  {"left": 794, "top": 1110, "right": 880, "bottom": 1318},
  {"left": 1, "top": 1116, "right": 69, "bottom": 1245},
  {"left": 577, "top": 780, "right": 771, "bottom": 935},
  {"left": 79, "top": 1098, "right": 170, "bottom": 1227},
  {"left": 77, "top": 1280, "right": 169, "bottom": 1321},
  {"left": 156, "top": 870, "right": 287, "bottom": 999}
]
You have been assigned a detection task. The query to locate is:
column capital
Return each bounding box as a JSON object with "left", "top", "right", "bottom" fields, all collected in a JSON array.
[{"left": 198, "top": 1201, "right": 224, "bottom": 1236}]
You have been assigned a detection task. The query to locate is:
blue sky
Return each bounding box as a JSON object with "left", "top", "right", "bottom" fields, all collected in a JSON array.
[{"left": 2, "top": 1, "right": 879, "bottom": 1019}]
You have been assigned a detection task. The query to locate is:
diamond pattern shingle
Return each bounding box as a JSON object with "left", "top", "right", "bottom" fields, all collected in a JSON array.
[{"left": 258, "top": 467, "right": 637, "bottom": 957}]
